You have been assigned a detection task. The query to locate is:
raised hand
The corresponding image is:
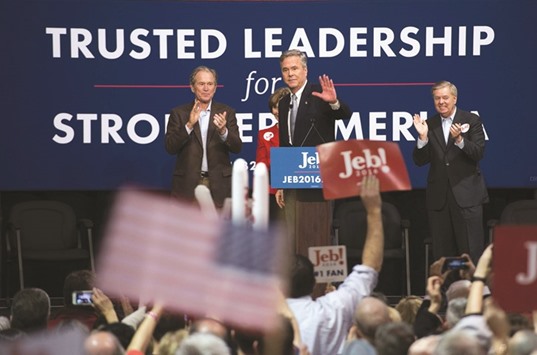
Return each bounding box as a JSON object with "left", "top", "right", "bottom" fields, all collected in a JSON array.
[
  {"left": 311, "top": 74, "right": 338, "bottom": 104},
  {"left": 360, "top": 175, "right": 381, "bottom": 213},
  {"left": 213, "top": 111, "right": 228, "bottom": 135},
  {"left": 187, "top": 99, "right": 201, "bottom": 129},
  {"left": 413, "top": 114, "right": 428, "bottom": 140}
]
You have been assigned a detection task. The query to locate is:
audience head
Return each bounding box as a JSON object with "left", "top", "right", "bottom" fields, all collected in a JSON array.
[
  {"left": 62, "top": 269, "right": 96, "bottom": 307},
  {"left": 158, "top": 329, "right": 189, "bottom": 355},
  {"left": 257, "top": 315, "right": 295, "bottom": 355},
  {"left": 408, "top": 335, "right": 441, "bottom": 355},
  {"left": 509, "top": 329, "right": 537, "bottom": 355},
  {"left": 374, "top": 321, "right": 415, "bottom": 355},
  {"left": 176, "top": 332, "right": 231, "bottom": 355},
  {"left": 433, "top": 329, "right": 486, "bottom": 355},
  {"left": 288, "top": 254, "right": 316, "bottom": 298},
  {"left": 190, "top": 317, "right": 235, "bottom": 354},
  {"left": 0, "top": 328, "right": 26, "bottom": 343},
  {"left": 369, "top": 291, "right": 389, "bottom": 305},
  {"left": 387, "top": 306, "right": 402, "bottom": 322},
  {"left": 353, "top": 296, "right": 391, "bottom": 344},
  {"left": 233, "top": 328, "right": 260, "bottom": 355},
  {"left": 96, "top": 322, "right": 135, "bottom": 350},
  {"left": 10, "top": 288, "right": 51, "bottom": 333},
  {"left": 153, "top": 311, "right": 187, "bottom": 342},
  {"left": 445, "top": 280, "right": 470, "bottom": 302},
  {"left": 84, "top": 330, "right": 124, "bottom": 355},
  {"left": 508, "top": 313, "right": 533, "bottom": 337},
  {"left": 445, "top": 297, "right": 467, "bottom": 329},
  {"left": 342, "top": 339, "right": 377, "bottom": 355},
  {"left": 395, "top": 296, "right": 423, "bottom": 325},
  {"left": 0, "top": 316, "right": 10, "bottom": 331}
]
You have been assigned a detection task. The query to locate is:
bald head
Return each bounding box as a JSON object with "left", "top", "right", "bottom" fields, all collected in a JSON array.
[
  {"left": 434, "top": 329, "right": 486, "bottom": 355},
  {"left": 354, "top": 297, "right": 391, "bottom": 343},
  {"left": 84, "top": 331, "right": 124, "bottom": 355},
  {"left": 509, "top": 330, "right": 537, "bottom": 355}
]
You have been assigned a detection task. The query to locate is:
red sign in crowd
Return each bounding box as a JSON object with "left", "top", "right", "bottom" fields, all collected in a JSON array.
[
  {"left": 493, "top": 225, "right": 537, "bottom": 313},
  {"left": 317, "top": 139, "right": 412, "bottom": 199}
]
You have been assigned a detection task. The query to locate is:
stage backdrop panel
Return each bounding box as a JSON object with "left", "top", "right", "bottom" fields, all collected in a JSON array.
[{"left": 1, "top": 0, "right": 536, "bottom": 190}]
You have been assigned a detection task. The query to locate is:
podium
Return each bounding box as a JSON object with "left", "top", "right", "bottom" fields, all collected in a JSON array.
[{"left": 271, "top": 147, "right": 333, "bottom": 256}]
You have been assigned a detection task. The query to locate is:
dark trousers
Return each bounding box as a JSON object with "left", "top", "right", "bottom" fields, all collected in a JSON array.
[{"left": 428, "top": 188, "right": 484, "bottom": 264}]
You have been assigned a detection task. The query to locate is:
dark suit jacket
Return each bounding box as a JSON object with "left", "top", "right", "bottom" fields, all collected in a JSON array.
[
  {"left": 165, "top": 100, "right": 242, "bottom": 207},
  {"left": 278, "top": 83, "right": 352, "bottom": 148},
  {"left": 278, "top": 82, "right": 352, "bottom": 201},
  {"left": 413, "top": 108, "right": 488, "bottom": 210}
]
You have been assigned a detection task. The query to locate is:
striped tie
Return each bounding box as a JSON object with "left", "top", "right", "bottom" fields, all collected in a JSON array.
[{"left": 290, "top": 94, "right": 298, "bottom": 141}]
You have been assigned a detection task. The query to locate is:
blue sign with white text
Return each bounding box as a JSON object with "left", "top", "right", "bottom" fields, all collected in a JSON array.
[{"left": 271, "top": 147, "right": 323, "bottom": 189}]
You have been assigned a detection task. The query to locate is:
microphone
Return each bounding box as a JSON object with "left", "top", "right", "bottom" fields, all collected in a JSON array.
[
  {"left": 289, "top": 93, "right": 294, "bottom": 109},
  {"left": 299, "top": 117, "right": 326, "bottom": 147}
]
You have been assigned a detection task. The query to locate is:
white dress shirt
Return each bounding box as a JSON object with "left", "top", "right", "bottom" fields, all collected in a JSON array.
[{"left": 286, "top": 264, "right": 378, "bottom": 355}]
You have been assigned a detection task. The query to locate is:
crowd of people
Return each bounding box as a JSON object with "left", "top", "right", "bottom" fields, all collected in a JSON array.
[
  {"left": 0, "top": 47, "right": 533, "bottom": 354},
  {"left": 1, "top": 175, "right": 536, "bottom": 355}
]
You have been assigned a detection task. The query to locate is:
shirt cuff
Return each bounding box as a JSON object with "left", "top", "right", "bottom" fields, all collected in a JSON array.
[
  {"left": 455, "top": 137, "right": 465, "bottom": 149},
  {"left": 329, "top": 100, "right": 340, "bottom": 110},
  {"left": 219, "top": 128, "right": 228, "bottom": 141},
  {"left": 417, "top": 137, "right": 428, "bottom": 149}
]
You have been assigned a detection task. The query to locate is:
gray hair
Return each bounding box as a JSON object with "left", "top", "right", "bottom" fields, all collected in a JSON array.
[
  {"left": 175, "top": 333, "right": 230, "bottom": 355},
  {"left": 434, "top": 329, "right": 486, "bottom": 355},
  {"left": 190, "top": 66, "right": 218, "bottom": 87},
  {"left": 445, "top": 297, "right": 467, "bottom": 329},
  {"left": 279, "top": 49, "right": 308, "bottom": 69},
  {"left": 431, "top": 80, "right": 458, "bottom": 97},
  {"left": 509, "top": 330, "right": 537, "bottom": 355}
]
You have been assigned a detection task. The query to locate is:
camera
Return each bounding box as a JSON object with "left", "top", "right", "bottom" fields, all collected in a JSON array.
[
  {"left": 72, "top": 290, "right": 94, "bottom": 306},
  {"left": 442, "top": 257, "right": 469, "bottom": 272}
]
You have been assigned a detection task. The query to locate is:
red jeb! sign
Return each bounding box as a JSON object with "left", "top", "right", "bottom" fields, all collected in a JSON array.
[
  {"left": 316, "top": 140, "right": 411, "bottom": 200},
  {"left": 493, "top": 225, "right": 537, "bottom": 313}
]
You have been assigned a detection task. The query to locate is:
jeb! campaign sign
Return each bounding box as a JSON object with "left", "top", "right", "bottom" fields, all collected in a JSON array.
[
  {"left": 270, "top": 147, "right": 323, "bottom": 189},
  {"left": 493, "top": 225, "right": 537, "bottom": 313},
  {"left": 317, "top": 140, "right": 411, "bottom": 199}
]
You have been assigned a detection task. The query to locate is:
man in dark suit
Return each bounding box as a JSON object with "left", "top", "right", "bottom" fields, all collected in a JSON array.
[
  {"left": 413, "top": 80, "right": 488, "bottom": 263},
  {"left": 275, "top": 49, "right": 352, "bottom": 254},
  {"left": 165, "top": 66, "right": 242, "bottom": 208}
]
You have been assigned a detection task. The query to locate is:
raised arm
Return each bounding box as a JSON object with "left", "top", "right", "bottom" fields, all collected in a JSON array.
[
  {"left": 127, "top": 303, "right": 165, "bottom": 353},
  {"left": 465, "top": 244, "right": 493, "bottom": 314},
  {"left": 360, "top": 175, "right": 384, "bottom": 272}
]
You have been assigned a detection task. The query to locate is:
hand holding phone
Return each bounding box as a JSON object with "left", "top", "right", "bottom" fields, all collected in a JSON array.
[
  {"left": 72, "top": 290, "right": 94, "bottom": 306},
  {"left": 442, "top": 256, "right": 469, "bottom": 273}
]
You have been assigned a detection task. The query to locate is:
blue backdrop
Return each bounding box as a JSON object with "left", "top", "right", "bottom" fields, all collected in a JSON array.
[{"left": 2, "top": 0, "right": 536, "bottom": 191}]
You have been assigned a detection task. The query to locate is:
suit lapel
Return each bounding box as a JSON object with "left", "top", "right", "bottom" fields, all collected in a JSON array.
[
  {"left": 293, "top": 84, "right": 312, "bottom": 144},
  {"left": 280, "top": 93, "right": 292, "bottom": 145},
  {"left": 432, "top": 116, "right": 447, "bottom": 149},
  {"left": 446, "top": 110, "right": 463, "bottom": 148},
  {"left": 207, "top": 110, "right": 217, "bottom": 142},
  {"left": 189, "top": 102, "right": 204, "bottom": 146}
]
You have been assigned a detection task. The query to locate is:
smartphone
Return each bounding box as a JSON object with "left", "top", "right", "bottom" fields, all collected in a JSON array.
[
  {"left": 72, "top": 290, "right": 94, "bottom": 306},
  {"left": 442, "top": 257, "right": 469, "bottom": 272}
]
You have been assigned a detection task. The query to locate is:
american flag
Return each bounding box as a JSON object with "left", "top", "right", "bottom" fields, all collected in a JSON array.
[{"left": 96, "top": 189, "right": 285, "bottom": 331}]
